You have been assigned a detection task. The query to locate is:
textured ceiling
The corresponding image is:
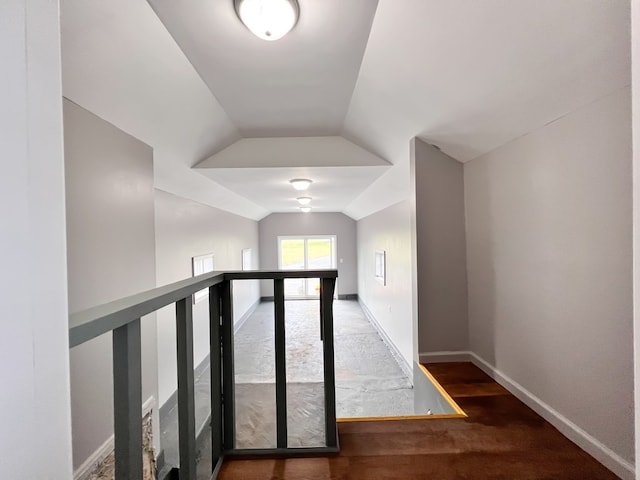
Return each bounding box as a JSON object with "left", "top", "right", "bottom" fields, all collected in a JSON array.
[{"left": 60, "top": 0, "right": 631, "bottom": 220}]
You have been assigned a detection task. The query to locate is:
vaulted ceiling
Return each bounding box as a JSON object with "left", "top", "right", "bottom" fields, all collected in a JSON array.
[{"left": 60, "top": 0, "right": 630, "bottom": 220}]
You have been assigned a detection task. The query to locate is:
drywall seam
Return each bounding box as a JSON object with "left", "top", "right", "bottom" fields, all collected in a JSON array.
[
  {"left": 359, "top": 300, "right": 413, "bottom": 381},
  {"left": 73, "top": 396, "right": 156, "bottom": 480}
]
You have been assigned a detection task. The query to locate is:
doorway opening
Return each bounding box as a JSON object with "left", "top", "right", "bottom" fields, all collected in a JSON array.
[{"left": 277, "top": 235, "right": 337, "bottom": 299}]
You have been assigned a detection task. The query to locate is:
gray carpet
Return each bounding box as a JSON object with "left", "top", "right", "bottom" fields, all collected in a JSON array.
[
  {"left": 233, "top": 299, "right": 421, "bottom": 448},
  {"left": 235, "top": 382, "right": 326, "bottom": 448}
]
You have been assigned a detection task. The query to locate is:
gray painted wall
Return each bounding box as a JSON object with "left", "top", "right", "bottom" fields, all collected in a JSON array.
[
  {"left": 357, "top": 201, "right": 414, "bottom": 367},
  {"left": 64, "top": 99, "right": 159, "bottom": 469},
  {"left": 259, "top": 212, "right": 357, "bottom": 297},
  {"left": 154, "top": 189, "right": 260, "bottom": 405},
  {"left": 411, "top": 139, "right": 468, "bottom": 354},
  {"left": 1, "top": 3, "right": 73, "bottom": 477},
  {"left": 465, "top": 87, "right": 633, "bottom": 465}
]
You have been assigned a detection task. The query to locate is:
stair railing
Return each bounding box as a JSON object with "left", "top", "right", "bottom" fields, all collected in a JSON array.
[{"left": 69, "top": 269, "right": 339, "bottom": 480}]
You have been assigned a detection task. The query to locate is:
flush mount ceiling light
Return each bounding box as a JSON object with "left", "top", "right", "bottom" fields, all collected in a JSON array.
[
  {"left": 297, "top": 196, "right": 312, "bottom": 205},
  {"left": 290, "top": 178, "right": 312, "bottom": 191},
  {"left": 300, "top": 206, "right": 311, "bottom": 213},
  {"left": 234, "top": 0, "right": 299, "bottom": 41}
]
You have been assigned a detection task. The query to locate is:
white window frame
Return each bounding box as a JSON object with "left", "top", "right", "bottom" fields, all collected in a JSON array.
[
  {"left": 192, "top": 253, "right": 215, "bottom": 303},
  {"left": 242, "top": 248, "right": 252, "bottom": 271},
  {"left": 375, "top": 250, "right": 386, "bottom": 286}
]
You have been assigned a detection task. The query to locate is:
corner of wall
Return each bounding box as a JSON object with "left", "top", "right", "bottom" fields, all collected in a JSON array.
[{"left": 412, "top": 138, "right": 469, "bottom": 354}]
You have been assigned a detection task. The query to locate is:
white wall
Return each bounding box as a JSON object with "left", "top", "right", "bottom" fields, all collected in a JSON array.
[
  {"left": 411, "top": 138, "right": 468, "bottom": 354},
  {"left": 0, "top": 1, "right": 74, "bottom": 477},
  {"left": 357, "top": 201, "right": 414, "bottom": 368},
  {"left": 465, "top": 87, "right": 633, "bottom": 472},
  {"left": 154, "top": 189, "right": 260, "bottom": 405},
  {"left": 259, "top": 212, "right": 357, "bottom": 297},
  {"left": 64, "top": 100, "right": 159, "bottom": 470},
  {"left": 632, "top": 0, "right": 640, "bottom": 474}
]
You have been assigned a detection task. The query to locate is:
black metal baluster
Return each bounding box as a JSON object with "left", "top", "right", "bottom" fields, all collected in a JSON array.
[
  {"left": 221, "top": 280, "right": 236, "bottom": 450},
  {"left": 209, "top": 284, "right": 223, "bottom": 469},
  {"left": 320, "top": 278, "right": 337, "bottom": 447},
  {"left": 274, "top": 278, "right": 288, "bottom": 448}
]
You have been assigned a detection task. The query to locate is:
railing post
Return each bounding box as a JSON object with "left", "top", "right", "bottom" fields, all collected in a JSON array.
[
  {"left": 221, "top": 279, "right": 236, "bottom": 450},
  {"left": 176, "top": 298, "right": 196, "bottom": 480},
  {"left": 209, "top": 284, "right": 223, "bottom": 468},
  {"left": 273, "top": 278, "right": 288, "bottom": 448},
  {"left": 112, "top": 318, "right": 143, "bottom": 480},
  {"left": 320, "top": 277, "right": 337, "bottom": 447}
]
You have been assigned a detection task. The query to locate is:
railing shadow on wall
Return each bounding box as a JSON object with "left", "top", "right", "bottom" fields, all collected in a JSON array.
[{"left": 69, "top": 269, "right": 339, "bottom": 480}]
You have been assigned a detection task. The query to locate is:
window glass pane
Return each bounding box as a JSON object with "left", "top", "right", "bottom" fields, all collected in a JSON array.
[
  {"left": 280, "top": 239, "right": 305, "bottom": 270},
  {"left": 307, "top": 239, "right": 332, "bottom": 269}
]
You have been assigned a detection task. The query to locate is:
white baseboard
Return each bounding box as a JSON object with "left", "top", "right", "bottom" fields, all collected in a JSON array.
[
  {"left": 73, "top": 432, "right": 114, "bottom": 480},
  {"left": 234, "top": 298, "right": 260, "bottom": 334},
  {"left": 419, "top": 350, "right": 472, "bottom": 364},
  {"left": 359, "top": 300, "right": 413, "bottom": 381},
  {"left": 73, "top": 396, "right": 156, "bottom": 480},
  {"left": 468, "top": 353, "right": 635, "bottom": 480},
  {"left": 416, "top": 350, "right": 634, "bottom": 479}
]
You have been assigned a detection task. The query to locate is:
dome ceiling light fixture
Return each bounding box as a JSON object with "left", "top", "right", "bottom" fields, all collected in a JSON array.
[
  {"left": 289, "top": 178, "right": 312, "bottom": 191},
  {"left": 297, "top": 196, "right": 312, "bottom": 205},
  {"left": 234, "top": 0, "right": 300, "bottom": 41},
  {"left": 300, "top": 206, "right": 311, "bottom": 213}
]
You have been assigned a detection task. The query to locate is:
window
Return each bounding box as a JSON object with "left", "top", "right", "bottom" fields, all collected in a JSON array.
[
  {"left": 278, "top": 235, "right": 337, "bottom": 298},
  {"left": 242, "top": 248, "right": 252, "bottom": 271},
  {"left": 375, "top": 250, "right": 386, "bottom": 286},
  {"left": 192, "top": 253, "right": 215, "bottom": 303}
]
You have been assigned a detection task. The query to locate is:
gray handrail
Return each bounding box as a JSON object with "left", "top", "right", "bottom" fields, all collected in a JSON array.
[{"left": 69, "top": 269, "right": 337, "bottom": 348}]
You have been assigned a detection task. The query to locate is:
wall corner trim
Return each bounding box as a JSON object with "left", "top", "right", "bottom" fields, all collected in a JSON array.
[{"left": 469, "top": 353, "right": 635, "bottom": 480}]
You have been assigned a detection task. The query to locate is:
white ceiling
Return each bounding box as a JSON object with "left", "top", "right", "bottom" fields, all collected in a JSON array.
[
  {"left": 196, "top": 136, "right": 391, "bottom": 212},
  {"left": 148, "top": 0, "right": 378, "bottom": 137},
  {"left": 60, "top": 0, "right": 631, "bottom": 221},
  {"left": 341, "top": 0, "right": 630, "bottom": 218},
  {"left": 60, "top": 0, "right": 268, "bottom": 219},
  {"left": 197, "top": 137, "right": 390, "bottom": 168},
  {"left": 199, "top": 165, "right": 390, "bottom": 213}
]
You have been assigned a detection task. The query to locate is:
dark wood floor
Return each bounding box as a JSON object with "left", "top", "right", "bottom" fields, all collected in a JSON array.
[{"left": 218, "top": 362, "right": 619, "bottom": 479}]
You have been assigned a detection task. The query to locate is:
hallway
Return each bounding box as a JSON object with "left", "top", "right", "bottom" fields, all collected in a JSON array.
[
  {"left": 160, "top": 299, "right": 430, "bottom": 471},
  {"left": 233, "top": 299, "right": 424, "bottom": 448}
]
